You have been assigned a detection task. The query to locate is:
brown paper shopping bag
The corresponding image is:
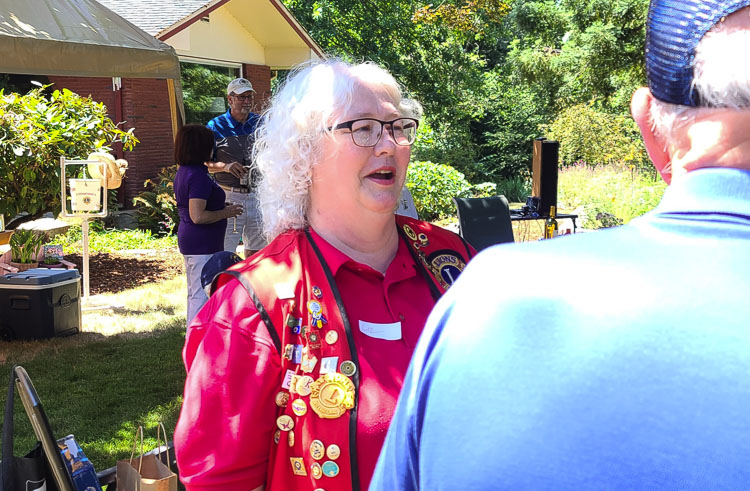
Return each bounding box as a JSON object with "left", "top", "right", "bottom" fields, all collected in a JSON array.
[{"left": 116, "top": 424, "right": 177, "bottom": 491}]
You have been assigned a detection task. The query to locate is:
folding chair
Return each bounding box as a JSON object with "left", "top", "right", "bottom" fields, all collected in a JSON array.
[{"left": 453, "top": 195, "right": 515, "bottom": 251}]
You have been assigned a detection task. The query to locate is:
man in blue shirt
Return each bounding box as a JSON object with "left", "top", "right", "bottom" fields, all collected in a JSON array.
[
  {"left": 371, "top": 1, "right": 750, "bottom": 489},
  {"left": 207, "top": 77, "right": 264, "bottom": 258}
]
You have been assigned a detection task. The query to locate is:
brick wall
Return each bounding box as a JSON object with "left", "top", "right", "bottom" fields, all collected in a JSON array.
[
  {"left": 243, "top": 63, "right": 272, "bottom": 113},
  {"left": 47, "top": 76, "right": 175, "bottom": 208}
]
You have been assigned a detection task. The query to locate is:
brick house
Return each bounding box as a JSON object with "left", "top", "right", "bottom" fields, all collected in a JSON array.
[{"left": 54, "top": 0, "right": 323, "bottom": 207}]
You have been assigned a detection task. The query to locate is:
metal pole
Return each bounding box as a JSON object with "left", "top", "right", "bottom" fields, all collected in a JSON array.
[{"left": 82, "top": 218, "right": 90, "bottom": 300}]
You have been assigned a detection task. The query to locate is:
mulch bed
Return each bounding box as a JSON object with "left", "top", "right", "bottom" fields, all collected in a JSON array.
[{"left": 66, "top": 249, "right": 184, "bottom": 295}]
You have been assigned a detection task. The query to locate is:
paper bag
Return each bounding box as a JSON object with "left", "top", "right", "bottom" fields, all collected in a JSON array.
[{"left": 116, "top": 425, "right": 177, "bottom": 491}]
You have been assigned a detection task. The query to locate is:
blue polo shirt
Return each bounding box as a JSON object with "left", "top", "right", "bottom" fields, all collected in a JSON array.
[
  {"left": 207, "top": 109, "right": 260, "bottom": 188},
  {"left": 372, "top": 168, "right": 750, "bottom": 490}
]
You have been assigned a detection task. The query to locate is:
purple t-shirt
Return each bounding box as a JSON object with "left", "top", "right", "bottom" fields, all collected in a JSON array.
[{"left": 174, "top": 165, "right": 226, "bottom": 255}]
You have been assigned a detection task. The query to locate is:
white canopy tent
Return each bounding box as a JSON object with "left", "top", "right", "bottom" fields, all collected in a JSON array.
[{"left": 0, "top": 0, "right": 183, "bottom": 120}]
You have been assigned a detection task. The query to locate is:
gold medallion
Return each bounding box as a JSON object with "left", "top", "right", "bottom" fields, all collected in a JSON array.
[
  {"left": 325, "top": 330, "right": 339, "bottom": 345},
  {"left": 311, "top": 462, "right": 323, "bottom": 479},
  {"left": 310, "top": 439, "right": 325, "bottom": 460},
  {"left": 276, "top": 414, "right": 294, "bottom": 432},
  {"left": 290, "top": 457, "right": 307, "bottom": 476},
  {"left": 326, "top": 444, "right": 341, "bottom": 460},
  {"left": 309, "top": 373, "right": 356, "bottom": 419},
  {"left": 296, "top": 375, "right": 314, "bottom": 397},
  {"left": 292, "top": 398, "right": 308, "bottom": 416},
  {"left": 288, "top": 430, "right": 295, "bottom": 447}
]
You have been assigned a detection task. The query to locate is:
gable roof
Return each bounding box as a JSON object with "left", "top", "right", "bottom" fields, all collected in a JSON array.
[
  {"left": 97, "top": 0, "right": 323, "bottom": 58},
  {"left": 96, "top": 0, "right": 209, "bottom": 37}
]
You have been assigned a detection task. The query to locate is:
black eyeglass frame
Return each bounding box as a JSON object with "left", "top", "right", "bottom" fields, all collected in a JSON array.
[{"left": 329, "top": 117, "right": 419, "bottom": 147}]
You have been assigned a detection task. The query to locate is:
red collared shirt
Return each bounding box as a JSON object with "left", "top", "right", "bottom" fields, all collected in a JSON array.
[{"left": 175, "top": 228, "right": 436, "bottom": 491}]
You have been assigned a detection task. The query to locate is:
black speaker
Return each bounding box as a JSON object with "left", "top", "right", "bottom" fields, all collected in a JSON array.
[{"left": 532, "top": 138, "right": 559, "bottom": 215}]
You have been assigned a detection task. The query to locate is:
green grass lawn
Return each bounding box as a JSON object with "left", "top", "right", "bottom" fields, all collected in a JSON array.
[{"left": 0, "top": 276, "right": 187, "bottom": 472}]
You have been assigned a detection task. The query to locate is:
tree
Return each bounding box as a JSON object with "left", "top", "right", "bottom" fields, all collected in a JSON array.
[{"left": 0, "top": 88, "right": 138, "bottom": 229}]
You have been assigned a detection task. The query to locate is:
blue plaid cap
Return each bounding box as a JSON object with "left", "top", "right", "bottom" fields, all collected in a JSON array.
[
  {"left": 200, "top": 251, "right": 243, "bottom": 290},
  {"left": 647, "top": 0, "right": 750, "bottom": 106}
]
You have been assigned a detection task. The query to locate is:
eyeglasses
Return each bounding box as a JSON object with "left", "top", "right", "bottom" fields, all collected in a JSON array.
[
  {"left": 330, "top": 118, "right": 419, "bottom": 147},
  {"left": 231, "top": 93, "right": 254, "bottom": 101}
]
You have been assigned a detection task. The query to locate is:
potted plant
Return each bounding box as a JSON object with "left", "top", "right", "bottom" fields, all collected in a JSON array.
[{"left": 9, "top": 228, "right": 45, "bottom": 272}]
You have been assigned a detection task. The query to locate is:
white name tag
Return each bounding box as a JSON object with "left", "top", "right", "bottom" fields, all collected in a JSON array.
[
  {"left": 359, "top": 320, "right": 402, "bottom": 341},
  {"left": 274, "top": 283, "right": 295, "bottom": 300}
]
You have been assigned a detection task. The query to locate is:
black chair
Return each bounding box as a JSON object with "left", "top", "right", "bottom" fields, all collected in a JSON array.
[{"left": 453, "top": 195, "right": 515, "bottom": 251}]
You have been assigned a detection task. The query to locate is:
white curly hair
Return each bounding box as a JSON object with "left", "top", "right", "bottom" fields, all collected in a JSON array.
[{"left": 253, "top": 59, "right": 422, "bottom": 242}]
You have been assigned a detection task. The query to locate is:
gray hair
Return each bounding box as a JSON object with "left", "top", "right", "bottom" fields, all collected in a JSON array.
[{"left": 252, "top": 59, "right": 421, "bottom": 242}]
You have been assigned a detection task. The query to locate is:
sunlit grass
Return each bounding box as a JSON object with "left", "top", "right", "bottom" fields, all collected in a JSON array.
[{"left": 0, "top": 275, "right": 186, "bottom": 471}]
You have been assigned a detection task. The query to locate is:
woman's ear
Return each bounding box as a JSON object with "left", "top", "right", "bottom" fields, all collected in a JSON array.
[{"left": 631, "top": 87, "right": 672, "bottom": 184}]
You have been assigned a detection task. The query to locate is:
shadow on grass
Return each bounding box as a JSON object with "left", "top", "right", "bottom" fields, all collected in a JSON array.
[{"left": 0, "top": 319, "right": 186, "bottom": 471}]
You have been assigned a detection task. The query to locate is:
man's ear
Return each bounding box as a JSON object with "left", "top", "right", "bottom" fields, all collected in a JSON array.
[{"left": 631, "top": 87, "right": 672, "bottom": 184}]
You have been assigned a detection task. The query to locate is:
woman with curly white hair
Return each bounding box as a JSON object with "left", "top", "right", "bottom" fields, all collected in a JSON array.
[{"left": 175, "top": 59, "right": 475, "bottom": 491}]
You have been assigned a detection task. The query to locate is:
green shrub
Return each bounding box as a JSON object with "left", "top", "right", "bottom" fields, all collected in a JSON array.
[
  {"left": 0, "top": 87, "right": 138, "bottom": 228},
  {"left": 470, "top": 182, "right": 497, "bottom": 198},
  {"left": 558, "top": 163, "right": 666, "bottom": 229},
  {"left": 545, "top": 102, "right": 650, "bottom": 171},
  {"left": 406, "top": 161, "right": 472, "bottom": 221},
  {"left": 133, "top": 165, "right": 178, "bottom": 235},
  {"left": 56, "top": 225, "right": 177, "bottom": 254}
]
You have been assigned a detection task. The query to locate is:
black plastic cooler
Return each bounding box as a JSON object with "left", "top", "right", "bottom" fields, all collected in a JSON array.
[{"left": 0, "top": 268, "right": 81, "bottom": 340}]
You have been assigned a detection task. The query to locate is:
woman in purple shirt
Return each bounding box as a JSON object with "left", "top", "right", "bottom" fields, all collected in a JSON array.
[{"left": 174, "top": 124, "right": 242, "bottom": 322}]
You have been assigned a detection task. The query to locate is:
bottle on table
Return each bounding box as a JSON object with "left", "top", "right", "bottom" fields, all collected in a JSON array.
[{"left": 544, "top": 205, "right": 558, "bottom": 239}]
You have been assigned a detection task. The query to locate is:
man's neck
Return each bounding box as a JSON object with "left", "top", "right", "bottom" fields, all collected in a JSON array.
[
  {"left": 309, "top": 212, "right": 399, "bottom": 275},
  {"left": 230, "top": 109, "right": 249, "bottom": 124},
  {"left": 672, "top": 110, "right": 750, "bottom": 174}
]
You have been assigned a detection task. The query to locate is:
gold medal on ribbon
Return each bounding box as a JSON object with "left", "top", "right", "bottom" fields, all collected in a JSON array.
[{"left": 309, "top": 373, "right": 355, "bottom": 419}]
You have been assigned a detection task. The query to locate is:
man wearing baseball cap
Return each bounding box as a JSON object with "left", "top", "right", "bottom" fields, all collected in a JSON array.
[
  {"left": 371, "top": 1, "right": 750, "bottom": 489},
  {"left": 206, "top": 77, "right": 265, "bottom": 258}
]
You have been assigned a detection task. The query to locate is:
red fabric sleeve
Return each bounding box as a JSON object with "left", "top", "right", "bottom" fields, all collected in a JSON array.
[{"left": 175, "top": 279, "right": 281, "bottom": 491}]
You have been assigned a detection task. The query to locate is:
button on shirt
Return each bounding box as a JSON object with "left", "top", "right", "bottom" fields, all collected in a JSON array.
[{"left": 175, "top": 228, "right": 436, "bottom": 491}]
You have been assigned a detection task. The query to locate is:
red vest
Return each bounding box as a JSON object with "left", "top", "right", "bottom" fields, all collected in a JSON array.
[{"left": 222, "top": 216, "right": 473, "bottom": 491}]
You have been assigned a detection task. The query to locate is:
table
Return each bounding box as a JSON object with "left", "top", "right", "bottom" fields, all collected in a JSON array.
[{"left": 510, "top": 212, "right": 579, "bottom": 233}]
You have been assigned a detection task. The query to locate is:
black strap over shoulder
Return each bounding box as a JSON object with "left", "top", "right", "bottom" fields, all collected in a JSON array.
[
  {"left": 217, "top": 270, "right": 282, "bottom": 354},
  {"left": 396, "top": 226, "right": 443, "bottom": 301}
]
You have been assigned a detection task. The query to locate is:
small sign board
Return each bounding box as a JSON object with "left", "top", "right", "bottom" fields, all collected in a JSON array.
[{"left": 44, "top": 244, "right": 63, "bottom": 262}]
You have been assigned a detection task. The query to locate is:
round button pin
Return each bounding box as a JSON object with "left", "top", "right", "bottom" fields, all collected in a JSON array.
[
  {"left": 275, "top": 391, "right": 289, "bottom": 407},
  {"left": 321, "top": 460, "right": 340, "bottom": 478},
  {"left": 339, "top": 360, "right": 356, "bottom": 377},
  {"left": 296, "top": 375, "right": 314, "bottom": 396},
  {"left": 273, "top": 429, "right": 280, "bottom": 444},
  {"left": 276, "top": 415, "right": 294, "bottom": 432},
  {"left": 325, "top": 330, "right": 338, "bottom": 345},
  {"left": 292, "top": 398, "right": 308, "bottom": 416},
  {"left": 326, "top": 444, "right": 341, "bottom": 460},
  {"left": 310, "top": 439, "right": 325, "bottom": 460},
  {"left": 311, "top": 462, "right": 323, "bottom": 479},
  {"left": 288, "top": 430, "right": 295, "bottom": 447}
]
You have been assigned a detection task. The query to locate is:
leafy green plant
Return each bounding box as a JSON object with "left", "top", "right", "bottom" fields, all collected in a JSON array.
[
  {"left": 558, "top": 162, "right": 666, "bottom": 229},
  {"left": 406, "top": 161, "right": 472, "bottom": 221},
  {"left": 9, "top": 228, "right": 45, "bottom": 263},
  {"left": 132, "top": 165, "right": 179, "bottom": 235},
  {"left": 0, "top": 87, "right": 138, "bottom": 228},
  {"left": 496, "top": 175, "right": 531, "bottom": 203},
  {"left": 545, "top": 102, "right": 650, "bottom": 171}
]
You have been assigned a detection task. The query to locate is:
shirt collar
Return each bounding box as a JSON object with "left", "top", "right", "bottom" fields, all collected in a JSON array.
[
  {"left": 654, "top": 167, "right": 750, "bottom": 218},
  {"left": 307, "top": 226, "right": 414, "bottom": 278}
]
